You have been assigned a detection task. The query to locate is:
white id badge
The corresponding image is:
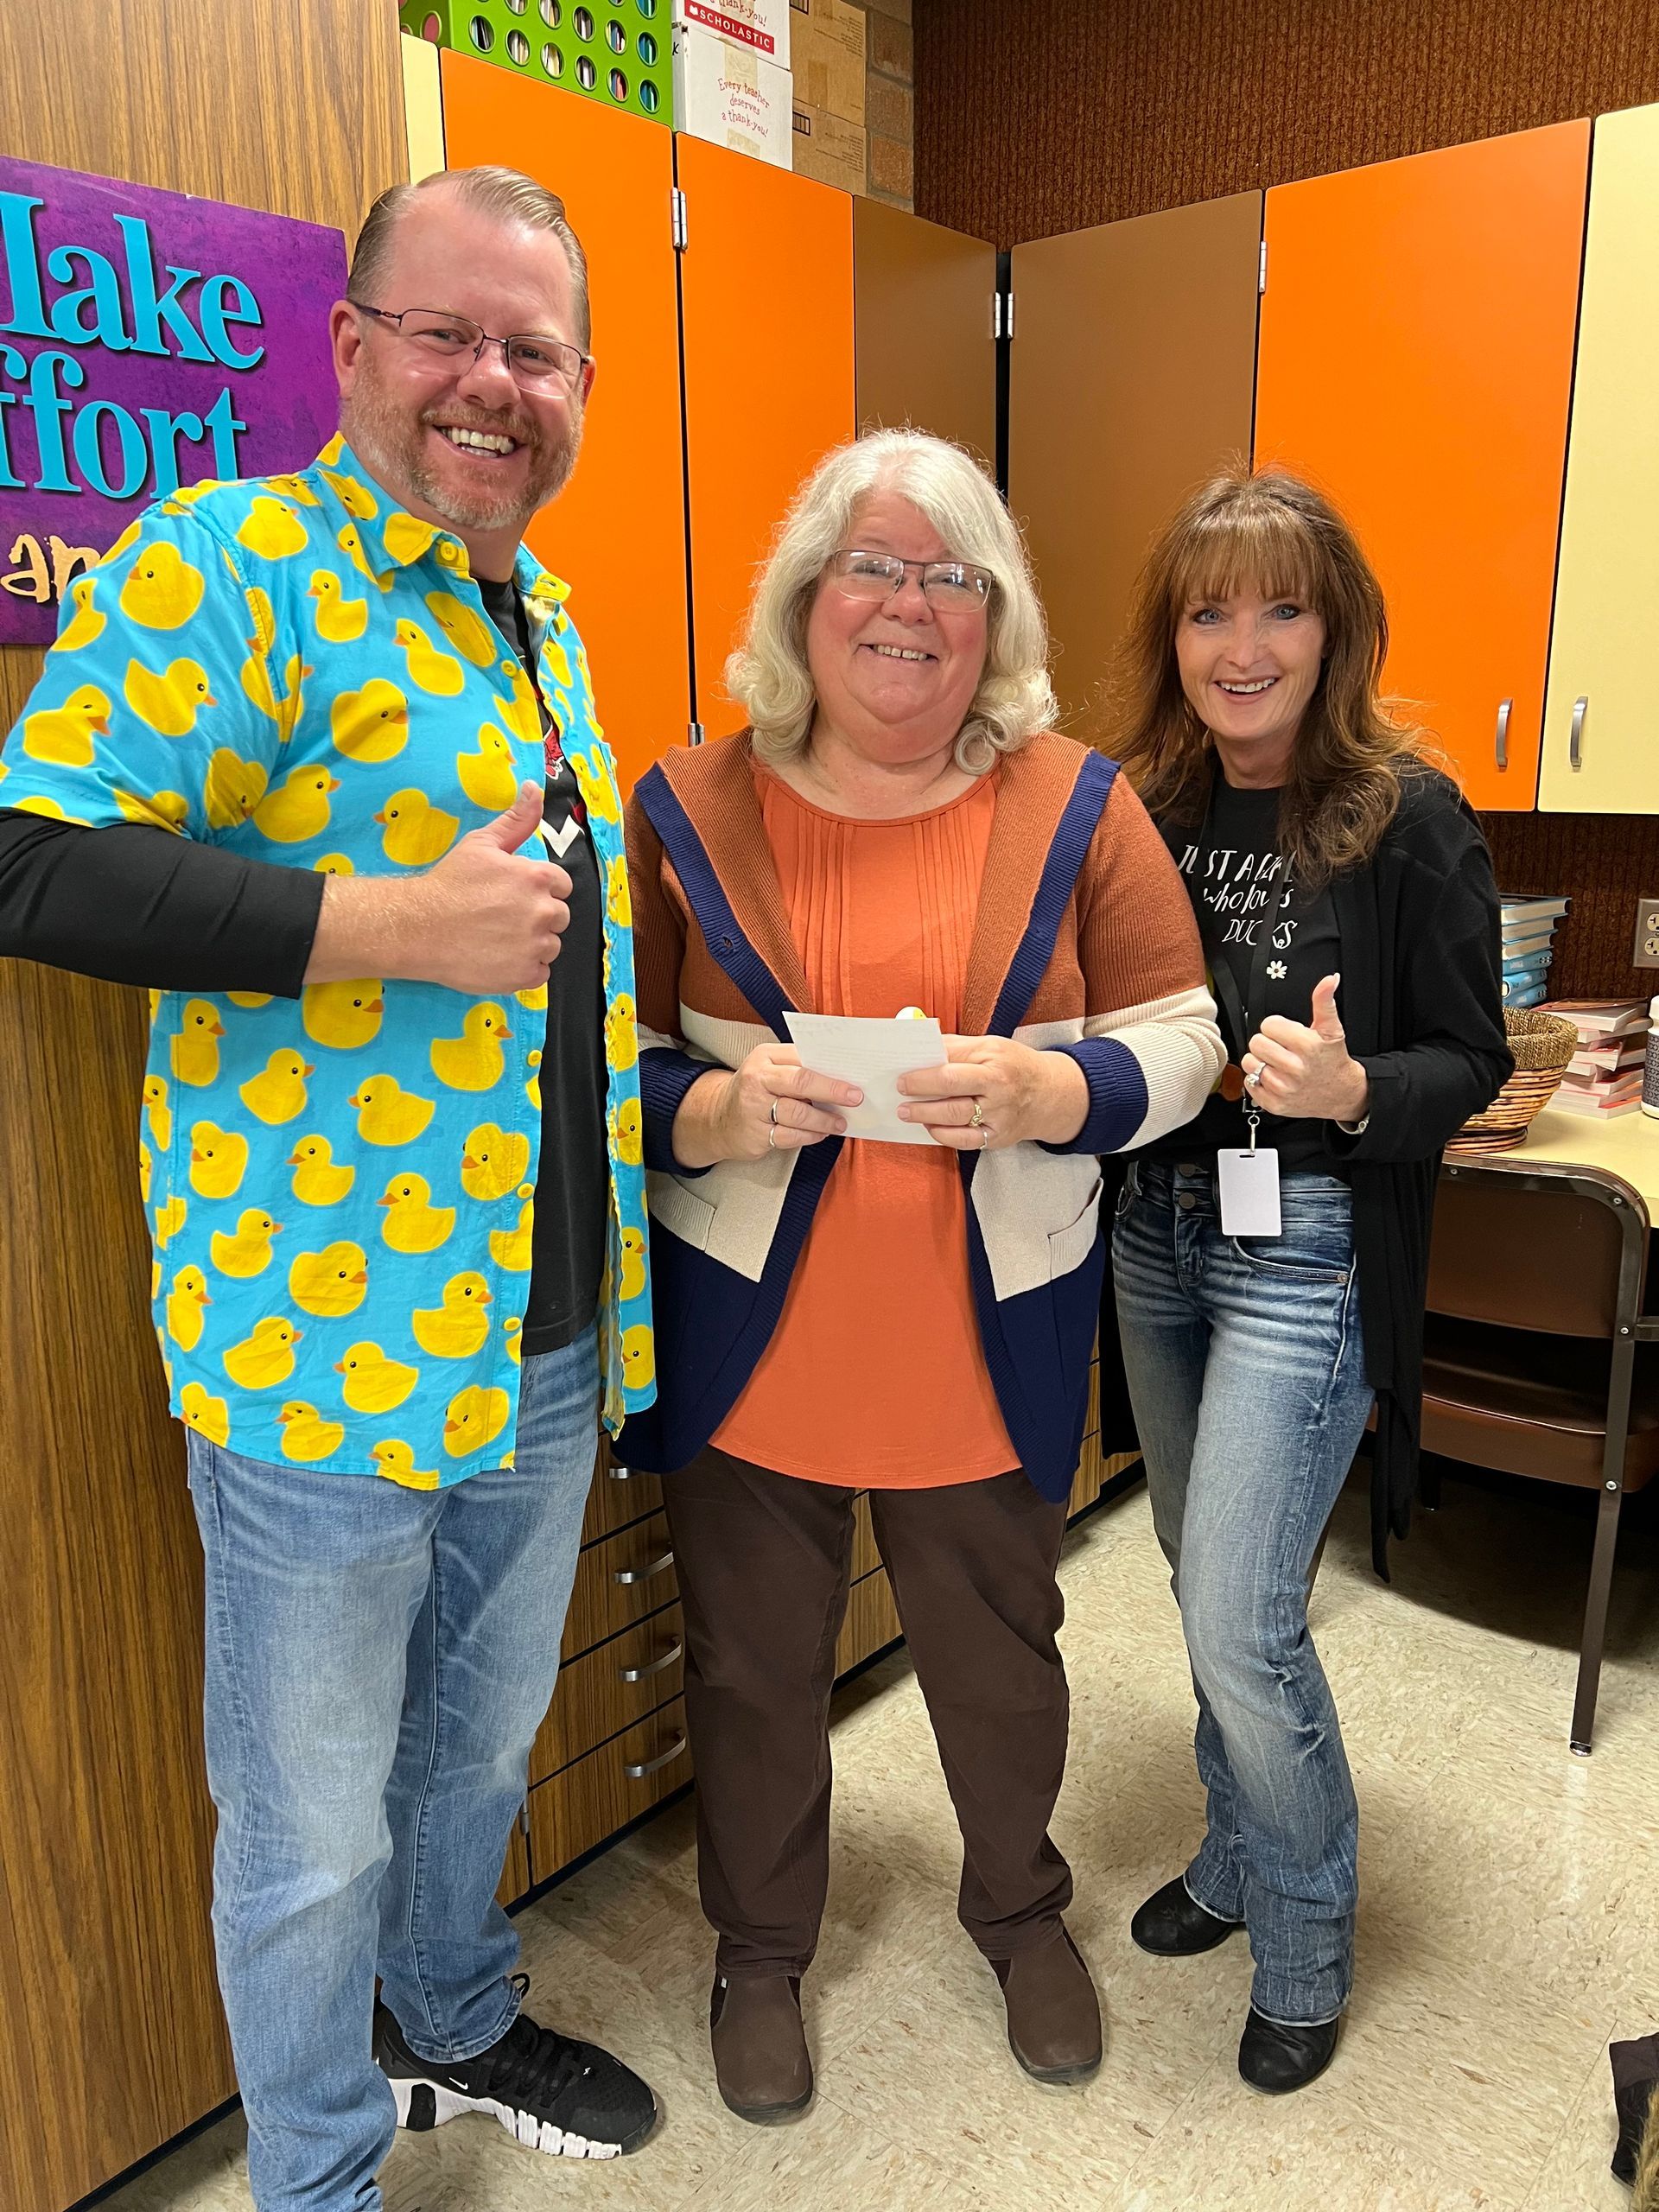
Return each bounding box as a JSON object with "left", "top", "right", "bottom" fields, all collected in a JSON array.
[{"left": 1217, "top": 1147, "right": 1282, "bottom": 1236}]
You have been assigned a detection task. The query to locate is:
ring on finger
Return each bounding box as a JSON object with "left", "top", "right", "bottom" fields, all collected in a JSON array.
[
  {"left": 979, "top": 1123, "right": 991, "bottom": 1148},
  {"left": 769, "top": 1098, "right": 779, "bottom": 1125},
  {"left": 768, "top": 1123, "right": 779, "bottom": 1149},
  {"left": 969, "top": 1098, "right": 985, "bottom": 1128}
]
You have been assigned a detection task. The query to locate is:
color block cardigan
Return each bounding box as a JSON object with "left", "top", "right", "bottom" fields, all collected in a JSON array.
[{"left": 615, "top": 730, "right": 1225, "bottom": 1497}]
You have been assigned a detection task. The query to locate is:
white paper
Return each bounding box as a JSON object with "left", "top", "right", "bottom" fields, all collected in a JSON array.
[
  {"left": 784, "top": 1011, "right": 947, "bottom": 1145},
  {"left": 1217, "top": 1146, "right": 1282, "bottom": 1236}
]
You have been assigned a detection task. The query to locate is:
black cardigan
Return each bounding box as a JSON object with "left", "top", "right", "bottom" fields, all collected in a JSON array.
[{"left": 1099, "top": 766, "right": 1511, "bottom": 1574}]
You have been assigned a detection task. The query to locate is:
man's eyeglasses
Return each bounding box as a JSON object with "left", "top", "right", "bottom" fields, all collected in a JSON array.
[
  {"left": 826, "top": 549, "right": 995, "bottom": 611},
  {"left": 349, "top": 302, "right": 591, "bottom": 393}
]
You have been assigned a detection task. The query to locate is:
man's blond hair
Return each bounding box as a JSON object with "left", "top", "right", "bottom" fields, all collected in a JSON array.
[{"left": 348, "top": 167, "right": 591, "bottom": 350}]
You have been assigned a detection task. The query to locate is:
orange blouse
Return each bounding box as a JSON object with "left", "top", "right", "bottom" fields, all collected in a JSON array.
[{"left": 713, "top": 767, "right": 1018, "bottom": 1488}]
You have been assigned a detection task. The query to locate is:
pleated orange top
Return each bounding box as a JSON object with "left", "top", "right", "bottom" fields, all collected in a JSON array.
[{"left": 713, "top": 766, "right": 1018, "bottom": 1487}]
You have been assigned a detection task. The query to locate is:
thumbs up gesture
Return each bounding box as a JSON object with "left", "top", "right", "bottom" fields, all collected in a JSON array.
[{"left": 1242, "top": 973, "right": 1371, "bottom": 1123}]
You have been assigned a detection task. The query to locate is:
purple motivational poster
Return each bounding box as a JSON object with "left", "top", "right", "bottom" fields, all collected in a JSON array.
[{"left": 0, "top": 156, "right": 348, "bottom": 646}]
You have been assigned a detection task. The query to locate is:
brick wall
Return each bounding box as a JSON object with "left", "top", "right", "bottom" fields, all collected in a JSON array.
[{"left": 843, "top": 0, "right": 913, "bottom": 207}]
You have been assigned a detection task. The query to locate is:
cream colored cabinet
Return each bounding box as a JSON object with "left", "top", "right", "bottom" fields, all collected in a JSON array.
[{"left": 1539, "top": 103, "right": 1659, "bottom": 811}]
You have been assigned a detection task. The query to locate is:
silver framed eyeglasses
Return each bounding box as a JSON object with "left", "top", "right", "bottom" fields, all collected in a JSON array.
[
  {"left": 349, "top": 302, "right": 591, "bottom": 392},
  {"left": 827, "top": 548, "right": 995, "bottom": 611}
]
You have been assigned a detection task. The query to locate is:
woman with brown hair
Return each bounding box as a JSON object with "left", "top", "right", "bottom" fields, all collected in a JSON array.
[{"left": 1106, "top": 467, "right": 1508, "bottom": 2094}]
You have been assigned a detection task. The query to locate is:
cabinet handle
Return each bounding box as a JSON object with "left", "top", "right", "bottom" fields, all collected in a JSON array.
[
  {"left": 1570, "top": 695, "right": 1588, "bottom": 772},
  {"left": 1494, "top": 698, "right": 1511, "bottom": 771},
  {"left": 614, "top": 1546, "right": 675, "bottom": 1586},
  {"left": 607, "top": 1462, "right": 638, "bottom": 1481},
  {"left": 619, "top": 1639, "right": 683, "bottom": 1682},
  {"left": 624, "top": 1732, "right": 689, "bottom": 1779}
]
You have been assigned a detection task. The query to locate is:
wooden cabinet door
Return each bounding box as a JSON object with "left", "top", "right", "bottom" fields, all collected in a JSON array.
[
  {"left": 854, "top": 198, "right": 995, "bottom": 467},
  {"left": 1539, "top": 105, "right": 1659, "bottom": 812},
  {"left": 1255, "top": 124, "right": 1588, "bottom": 811},
  {"left": 677, "top": 138, "right": 855, "bottom": 742},
  {"left": 1008, "top": 194, "right": 1262, "bottom": 737},
  {"left": 441, "top": 54, "right": 692, "bottom": 792}
]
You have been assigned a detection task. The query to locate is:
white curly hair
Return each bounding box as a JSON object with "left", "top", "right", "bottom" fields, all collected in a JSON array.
[{"left": 725, "top": 429, "right": 1057, "bottom": 775}]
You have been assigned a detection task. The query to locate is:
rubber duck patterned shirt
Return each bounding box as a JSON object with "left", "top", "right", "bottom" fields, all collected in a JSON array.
[{"left": 0, "top": 436, "right": 654, "bottom": 1483}]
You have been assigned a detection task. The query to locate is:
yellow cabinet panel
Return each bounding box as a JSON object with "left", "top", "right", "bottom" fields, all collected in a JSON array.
[{"left": 1540, "top": 104, "right": 1659, "bottom": 811}]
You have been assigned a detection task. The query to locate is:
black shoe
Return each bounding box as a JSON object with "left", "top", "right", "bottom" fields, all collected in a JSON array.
[
  {"left": 374, "top": 1975, "right": 658, "bottom": 2158},
  {"left": 1237, "top": 2006, "right": 1340, "bottom": 2094},
  {"left": 1130, "top": 1876, "right": 1243, "bottom": 1957}
]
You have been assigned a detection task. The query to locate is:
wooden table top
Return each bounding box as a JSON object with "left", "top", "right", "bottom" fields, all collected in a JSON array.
[{"left": 1472, "top": 1101, "right": 1659, "bottom": 1217}]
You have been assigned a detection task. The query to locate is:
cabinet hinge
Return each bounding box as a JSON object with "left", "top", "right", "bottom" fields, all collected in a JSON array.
[
  {"left": 688, "top": 720, "right": 705, "bottom": 747},
  {"left": 1258, "top": 240, "right": 1268, "bottom": 295},
  {"left": 671, "top": 188, "right": 688, "bottom": 251},
  {"left": 995, "top": 289, "right": 1014, "bottom": 340}
]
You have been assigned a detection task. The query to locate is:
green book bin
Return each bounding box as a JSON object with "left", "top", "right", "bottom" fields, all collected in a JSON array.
[{"left": 402, "top": 0, "right": 671, "bottom": 124}]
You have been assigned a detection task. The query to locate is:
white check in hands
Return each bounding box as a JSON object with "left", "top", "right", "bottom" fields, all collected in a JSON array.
[{"left": 1240, "top": 973, "right": 1371, "bottom": 1125}]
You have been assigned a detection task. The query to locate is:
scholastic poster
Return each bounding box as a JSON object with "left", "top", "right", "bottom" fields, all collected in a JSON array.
[{"left": 0, "top": 157, "right": 347, "bottom": 645}]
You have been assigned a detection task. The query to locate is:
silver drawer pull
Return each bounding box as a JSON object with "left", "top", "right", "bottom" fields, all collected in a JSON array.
[
  {"left": 1570, "top": 694, "right": 1588, "bottom": 771},
  {"left": 607, "top": 1462, "right": 639, "bottom": 1481},
  {"left": 1494, "top": 697, "right": 1511, "bottom": 770},
  {"left": 613, "top": 1546, "right": 675, "bottom": 1586},
  {"left": 619, "top": 1639, "right": 683, "bottom": 1682},
  {"left": 624, "top": 1732, "right": 688, "bottom": 1780}
]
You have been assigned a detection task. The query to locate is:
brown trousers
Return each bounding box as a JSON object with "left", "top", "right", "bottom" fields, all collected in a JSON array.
[{"left": 664, "top": 1446, "right": 1073, "bottom": 1978}]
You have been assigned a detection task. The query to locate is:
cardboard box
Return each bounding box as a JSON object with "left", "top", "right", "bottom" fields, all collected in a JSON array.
[
  {"left": 788, "top": 0, "right": 864, "bottom": 125},
  {"left": 399, "top": 0, "right": 671, "bottom": 125},
  {"left": 672, "top": 24, "right": 793, "bottom": 166},
  {"left": 672, "top": 0, "right": 789, "bottom": 67},
  {"left": 791, "top": 100, "right": 864, "bottom": 193}
]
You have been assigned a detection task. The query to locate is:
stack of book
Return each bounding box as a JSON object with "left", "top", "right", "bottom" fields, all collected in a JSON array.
[
  {"left": 1500, "top": 894, "right": 1569, "bottom": 1009},
  {"left": 1543, "top": 999, "right": 1651, "bottom": 1118}
]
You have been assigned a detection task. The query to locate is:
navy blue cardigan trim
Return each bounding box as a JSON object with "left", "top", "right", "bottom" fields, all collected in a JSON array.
[{"left": 635, "top": 763, "right": 794, "bottom": 1041}]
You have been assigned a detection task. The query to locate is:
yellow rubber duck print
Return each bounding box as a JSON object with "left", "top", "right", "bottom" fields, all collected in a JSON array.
[
  {"left": 604, "top": 992, "right": 638, "bottom": 1073},
  {"left": 412, "top": 1272, "right": 493, "bottom": 1359},
  {"left": 236, "top": 495, "right": 309, "bottom": 562},
  {"left": 488, "top": 1198, "right": 533, "bottom": 1273},
  {"left": 179, "top": 1382, "right": 232, "bottom": 1448},
  {"left": 238, "top": 1047, "right": 315, "bottom": 1126},
  {"left": 8, "top": 795, "right": 89, "bottom": 823},
  {"left": 124, "top": 656, "right": 218, "bottom": 737},
  {"left": 203, "top": 747, "right": 270, "bottom": 830},
  {"left": 371, "top": 1439, "right": 440, "bottom": 1489},
  {"left": 210, "top": 1208, "right": 283, "bottom": 1279},
  {"left": 22, "top": 684, "right": 111, "bottom": 766},
  {"left": 302, "top": 979, "right": 384, "bottom": 1052},
  {"left": 384, "top": 512, "right": 442, "bottom": 567},
  {"left": 260, "top": 473, "right": 320, "bottom": 505},
  {"left": 334, "top": 1343, "right": 420, "bottom": 1415},
  {"left": 223, "top": 1316, "right": 303, "bottom": 1392},
  {"left": 289, "top": 1241, "right": 370, "bottom": 1319},
  {"left": 331, "top": 679, "right": 409, "bottom": 762},
  {"left": 525, "top": 1048, "right": 542, "bottom": 1110},
  {"left": 431, "top": 1002, "right": 512, "bottom": 1091},
  {"left": 375, "top": 788, "right": 458, "bottom": 868},
  {"left": 276, "top": 1401, "right": 346, "bottom": 1463},
  {"left": 321, "top": 467, "right": 378, "bottom": 519},
  {"left": 425, "top": 590, "right": 499, "bottom": 668},
  {"left": 226, "top": 991, "right": 273, "bottom": 1008},
  {"left": 605, "top": 854, "right": 632, "bottom": 927},
  {"left": 54, "top": 574, "right": 105, "bottom": 653},
  {"left": 287, "top": 1134, "right": 355, "bottom": 1206},
  {"left": 442, "top": 1382, "right": 511, "bottom": 1458},
  {"left": 393, "top": 619, "right": 465, "bottom": 697},
  {"left": 118, "top": 542, "right": 204, "bottom": 629},
  {"left": 171, "top": 999, "right": 226, "bottom": 1088},
  {"left": 493, "top": 683, "right": 540, "bottom": 747},
  {"left": 188, "top": 1121, "right": 249, "bottom": 1200},
  {"left": 455, "top": 725, "right": 519, "bottom": 811},
  {"left": 537, "top": 630, "right": 572, "bottom": 688},
  {"left": 571, "top": 745, "right": 620, "bottom": 823},
  {"left": 143, "top": 1073, "right": 171, "bottom": 1149},
  {"left": 240, "top": 649, "right": 312, "bottom": 742},
  {"left": 166, "top": 1265, "right": 213, "bottom": 1351},
  {"left": 308, "top": 569, "right": 369, "bottom": 645},
  {"left": 619, "top": 1224, "right": 646, "bottom": 1302},
  {"left": 348, "top": 1075, "right": 435, "bottom": 1147},
  {"left": 154, "top": 1193, "right": 188, "bottom": 1249},
  {"left": 621, "top": 1323, "right": 656, "bottom": 1393},
  {"left": 503, "top": 1317, "right": 523, "bottom": 1367},
  {"left": 315, "top": 853, "right": 354, "bottom": 876},
  {"left": 377, "top": 1173, "right": 455, "bottom": 1255},
  {"left": 139, "top": 1139, "right": 153, "bottom": 1203},
  {"left": 515, "top": 981, "right": 547, "bottom": 1012},
  {"left": 460, "top": 1122, "right": 530, "bottom": 1202},
  {"left": 608, "top": 1097, "right": 643, "bottom": 1167},
  {"left": 253, "top": 763, "right": 339, "bottom": 845},
  {"left": 115, "top": 786, "right": 191, "bottom": 833},
  {"left": 336, "top": 523, "right": 393, "bottom": 592}
]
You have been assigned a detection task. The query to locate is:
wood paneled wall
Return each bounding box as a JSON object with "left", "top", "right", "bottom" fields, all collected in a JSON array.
[{"left": 0, "top": 8, "right": 404, "bottom": 2209}]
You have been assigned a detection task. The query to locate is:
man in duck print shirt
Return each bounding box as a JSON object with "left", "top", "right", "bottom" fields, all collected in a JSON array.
[{"left": 0, "top": 168, "right": 658, "bottom": 2209}]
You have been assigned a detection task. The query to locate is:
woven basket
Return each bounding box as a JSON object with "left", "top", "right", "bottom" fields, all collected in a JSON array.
[{"left": 1445, "top": 1008, "right": 1580, "bottom": 1155}]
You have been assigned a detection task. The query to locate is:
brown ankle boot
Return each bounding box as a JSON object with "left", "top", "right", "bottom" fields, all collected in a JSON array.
[
  {"left": 709, "top": 1973, "right": 814, "bottom": 2124},
  {"left": 992, "top": 1925, "right": 1103, "bottom": 2084}
]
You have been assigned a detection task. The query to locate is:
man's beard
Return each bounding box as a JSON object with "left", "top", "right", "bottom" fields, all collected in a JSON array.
[{"left": 341, "top": 353, "right": 582, "bottom": 535}]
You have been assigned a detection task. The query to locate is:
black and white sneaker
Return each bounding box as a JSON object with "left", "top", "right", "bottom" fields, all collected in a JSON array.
[{"left": 373, "top": 1975, "right": 658, "bottom": 2159}]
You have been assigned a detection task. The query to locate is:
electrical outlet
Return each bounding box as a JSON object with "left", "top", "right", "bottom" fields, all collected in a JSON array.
[{"left": 1633, "top": 896, "right": 1659, "bottom": 968}]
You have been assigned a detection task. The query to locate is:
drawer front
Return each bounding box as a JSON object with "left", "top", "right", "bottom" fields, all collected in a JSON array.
[
  {"left": 1070, "top": 1428, "right": 1105, "bottom": 1516},
  {"left": 835, "top": 1565, "right": 902, "bottom": 1676},
  {"left": 1085, "top": 1357, "right": 1101, "bottom": 1440},
  {"left": 532, "top": 1603, "right": 685, "bottom": 1785},
  {"left": 562, "top": 1510, "right": 677, "bottom": 1661},
  {"left": 582, "top": 1447, "right": 664, "bottom": 1547},
  {"left": 849, "top": 1491, "right": 880, "bottom": 1579},
  {"left": 527, "top": 1697, "right": 691, "bottom": 1883},
  {"left": 497, "top": 1818, "right": 531, "bottom": 1909}
]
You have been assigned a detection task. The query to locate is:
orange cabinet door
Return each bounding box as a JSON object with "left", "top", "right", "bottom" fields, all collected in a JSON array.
[
  {"left": 1255, "top": 124, "right": 1588, "bottom": 811},
  {"left": 441, "top": 54, "right": 691, "bottom": 792},
  {"left": 677, "top": 138, "right": 855, "bottom": 741}
]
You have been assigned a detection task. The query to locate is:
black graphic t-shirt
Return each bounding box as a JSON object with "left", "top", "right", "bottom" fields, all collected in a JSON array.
[{"left": 1145, "top": 779, "right": 1343, "bottom": 1172}]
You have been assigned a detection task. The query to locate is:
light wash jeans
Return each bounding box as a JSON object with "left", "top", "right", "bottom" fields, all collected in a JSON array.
[
  {"left": 185, "top": 1325, "right": 599, "bottom": 2212},
  {"left": 1112, "top": 1162, "right": 1372, "bottom": 2025}
]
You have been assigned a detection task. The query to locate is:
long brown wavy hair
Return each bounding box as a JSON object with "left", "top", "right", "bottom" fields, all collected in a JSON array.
[{"left": 1113, "top": 466, "right": 1434, "bottom": 889}]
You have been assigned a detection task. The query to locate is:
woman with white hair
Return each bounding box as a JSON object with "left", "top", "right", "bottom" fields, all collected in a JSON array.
[{"left": 617, "top": 431, "right": 1224, "bottom": 2123}]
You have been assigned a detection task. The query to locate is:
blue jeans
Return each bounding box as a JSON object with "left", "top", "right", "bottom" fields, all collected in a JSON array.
[
  {"left": 1112, "top": 1162, "right": 1372, "bottom": 2025},
  {"left": 185, "top": 1325, "right": 599, "bottom": 2212}
]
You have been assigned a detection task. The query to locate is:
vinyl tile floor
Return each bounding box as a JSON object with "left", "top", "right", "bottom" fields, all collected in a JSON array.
[{"left": 100, "top": 1465, "right": 1659, "bottom": 2212}]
